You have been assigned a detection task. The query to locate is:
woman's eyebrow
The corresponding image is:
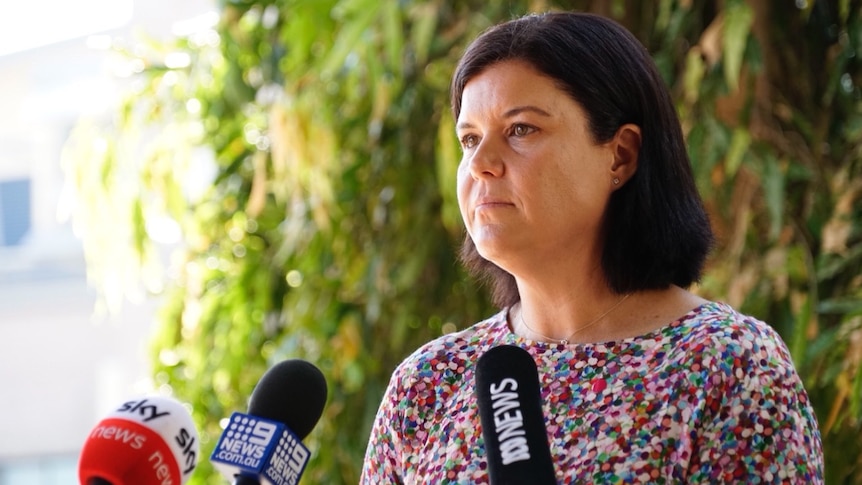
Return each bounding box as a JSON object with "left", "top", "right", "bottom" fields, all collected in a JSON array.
[
  {"left": 456, "top": 105, "right": 553, "bottom": 131},
  {"left": 502, "top": 105, "right": 553, "bottom": 118}
]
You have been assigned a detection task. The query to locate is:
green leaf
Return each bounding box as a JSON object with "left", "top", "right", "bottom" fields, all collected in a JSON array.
[
  {"left": 790, "top": 292, "right": 813, "bottom": 368},
  {"left": 762, "top": 155, "right": 785, "bottom": 242},
  {"left": 320, "top": 1, "right": 380, "bottom": 79},
  {"left": 818, "top": 297, "right": 862, "bottom": 316},
  {"left": 410, "top": 2, "right": 439, "bottom": 65},
  {"left": 381, "top": 0, "right": 403, "bottom": 70},
  {"left": 683, "top": 48, "right": 706, "bottom": 104},
  {"left": 851, "top": 361, "right": 862, "bottom": 423},
  {"left": 436, "top": 110, "right": 461, "bottom": 235},
  {"left": 722, "top": 1, "right": 754, "bottom": 91},
  {"left": 724, "top": 128, "right": 750, "bottom": 178}
]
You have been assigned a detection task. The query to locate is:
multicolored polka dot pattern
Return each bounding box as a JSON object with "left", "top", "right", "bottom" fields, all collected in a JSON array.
[{"left": 360, "top": 302, "right": 824, "bottom": 484}]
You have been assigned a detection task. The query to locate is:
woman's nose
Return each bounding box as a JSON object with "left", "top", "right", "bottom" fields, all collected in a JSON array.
[{"left": 465, "top": 138, "right": 505, "bottom": 178}]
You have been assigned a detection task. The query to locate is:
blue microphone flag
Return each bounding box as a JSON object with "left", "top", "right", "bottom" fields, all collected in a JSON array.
[{"left": 210, "top": 412, "right": 310, "bottom": 485}]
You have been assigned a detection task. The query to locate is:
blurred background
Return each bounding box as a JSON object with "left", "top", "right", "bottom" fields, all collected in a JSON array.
[
  {"left": 0, "top": 1, "right": 214, "bottom": 483},
  {"left": 1, "top": 1, "right": 860, "bottom": 484}
]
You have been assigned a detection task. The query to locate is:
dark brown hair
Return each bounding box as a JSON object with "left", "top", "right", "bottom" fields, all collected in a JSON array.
[{"left": 451, "top": 12, "right": 714, "bottom": 308}]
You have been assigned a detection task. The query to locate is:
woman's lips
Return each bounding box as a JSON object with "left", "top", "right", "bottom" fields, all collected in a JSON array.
[{"left": 474, "top": 198, "right": 513, "bottom": 214}]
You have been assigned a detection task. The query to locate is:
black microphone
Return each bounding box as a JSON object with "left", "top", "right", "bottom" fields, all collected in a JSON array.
[
  {"left": 475, "top": 345, "right": 556, "bottom": 484},
  {"left": 210, "top": 359, "right": 328, "bottom": 485}
]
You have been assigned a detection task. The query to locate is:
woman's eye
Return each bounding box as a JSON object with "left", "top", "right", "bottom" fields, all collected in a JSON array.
[
  {"left": 511, "top": 124, "right": 535, "bottom": 137},
  {"left": 460, "top": 134, "right": 479, "bottom": 149}
]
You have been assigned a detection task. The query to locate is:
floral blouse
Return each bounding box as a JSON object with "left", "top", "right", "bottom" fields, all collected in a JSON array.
[{"left": 360, "top": 302, "right": 824, "bottom": 484}]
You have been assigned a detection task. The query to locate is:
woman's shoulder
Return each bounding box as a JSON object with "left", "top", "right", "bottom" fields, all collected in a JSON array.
[
  {"left": 684, "top": 301, "right": 791, "bottom": 351},
  {"left": 671, "top": 301, "right": 799, "bottom": 379}
]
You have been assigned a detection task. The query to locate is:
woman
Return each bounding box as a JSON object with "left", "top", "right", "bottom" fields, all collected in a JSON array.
[{"left": 361, "top": 12, "right": 823, "bottom": 484}]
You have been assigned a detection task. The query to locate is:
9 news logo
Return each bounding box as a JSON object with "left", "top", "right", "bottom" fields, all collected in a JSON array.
[
  {"left": 211, "top": 412, "right": 311, "bottom": 485},
  {"left": 263, "top": 431, "right": 310, "bottom": 485},
  {"left": 213, "top": 414, "right": 279, "bottom": 467}
]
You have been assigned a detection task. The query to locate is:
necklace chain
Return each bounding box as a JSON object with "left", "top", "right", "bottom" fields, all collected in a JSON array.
[{"left": 518, "top": 293, "right": 631, "bottom": 345}]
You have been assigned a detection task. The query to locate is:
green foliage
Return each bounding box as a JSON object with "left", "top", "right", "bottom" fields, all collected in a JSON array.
[
  {"left": 63, "top": 0, "right": 862, "bottom": 483},
  {"left": 667, "top": 2, "right": 862, "bottom": 481}
]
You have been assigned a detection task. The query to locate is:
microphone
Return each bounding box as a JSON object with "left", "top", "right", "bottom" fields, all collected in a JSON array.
[
  {"left": 475, "top": 345, "right": 556, "bottom": 485},
  {"left": 210, "top": 359, "right": 328, "bottom": 485},
  {"left": 77, "top": 395, "right": 200, "bottom": 485}
]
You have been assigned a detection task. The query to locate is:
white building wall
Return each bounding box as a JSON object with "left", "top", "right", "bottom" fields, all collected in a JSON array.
[{"left": 0, "top": 1, "right": 215, "bottom": 482}]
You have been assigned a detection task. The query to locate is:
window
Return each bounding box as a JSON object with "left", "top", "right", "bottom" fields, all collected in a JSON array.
[
  {"left": 0, "top": 455, "right": 77, "bottom": 485},
  {"left": 0, "top": 178, "right": 31, "bottom": 247}
]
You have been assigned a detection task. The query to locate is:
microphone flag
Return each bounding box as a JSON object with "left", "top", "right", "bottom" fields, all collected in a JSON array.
[{"left": 210, "top": 411, "right": 310, "bottom": 485}]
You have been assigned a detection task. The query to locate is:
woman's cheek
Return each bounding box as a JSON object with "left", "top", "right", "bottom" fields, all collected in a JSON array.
[{"left": 455, "top": 180, "right": 473, "bottom": 231}]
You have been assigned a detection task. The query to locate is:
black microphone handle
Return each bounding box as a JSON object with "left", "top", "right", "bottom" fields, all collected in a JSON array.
[
  {"left": 234, "top": 475, "right": 261, "bottom": 485},
  {"left": 87, "top": 478, "right": 114, "bottom": 485},
  {"left": 476, "top": 345, "right": 557, "bottom": 485}
]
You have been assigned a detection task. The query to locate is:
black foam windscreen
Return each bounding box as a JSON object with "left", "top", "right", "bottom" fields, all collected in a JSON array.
[
  {"left": 475, "top": 345, "right": 556, "bottom": 485},
  {"left": 247, "top": 359, "right": 328, "bottom": 440}
]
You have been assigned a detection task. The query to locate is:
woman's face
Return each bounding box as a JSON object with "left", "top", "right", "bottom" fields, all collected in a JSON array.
[{"left": 456, "top": 60, "right": 617, "bottom": 272}]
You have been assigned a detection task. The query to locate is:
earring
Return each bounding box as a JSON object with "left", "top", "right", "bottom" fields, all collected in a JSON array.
[{"left": 612, "top": 177, "right": 620, "bottom": 185}]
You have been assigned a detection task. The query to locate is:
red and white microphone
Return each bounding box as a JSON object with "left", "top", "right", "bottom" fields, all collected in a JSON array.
[{"left": 78, "top": 395, "right": 200, "bottom": 485}]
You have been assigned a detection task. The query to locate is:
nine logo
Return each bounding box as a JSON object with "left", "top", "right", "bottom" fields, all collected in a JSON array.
[{"left": 211, "top": 412, "right": 311, "bottom": 485}]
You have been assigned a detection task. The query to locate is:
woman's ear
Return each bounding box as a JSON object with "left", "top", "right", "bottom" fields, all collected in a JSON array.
[{"left": 609, "top": 123, "right": 641, "bottom": 188}]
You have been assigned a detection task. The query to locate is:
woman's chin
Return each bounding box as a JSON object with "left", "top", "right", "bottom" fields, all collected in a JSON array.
[{"left": 474, "top": 238, "right": 514, "bottom": 267}]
